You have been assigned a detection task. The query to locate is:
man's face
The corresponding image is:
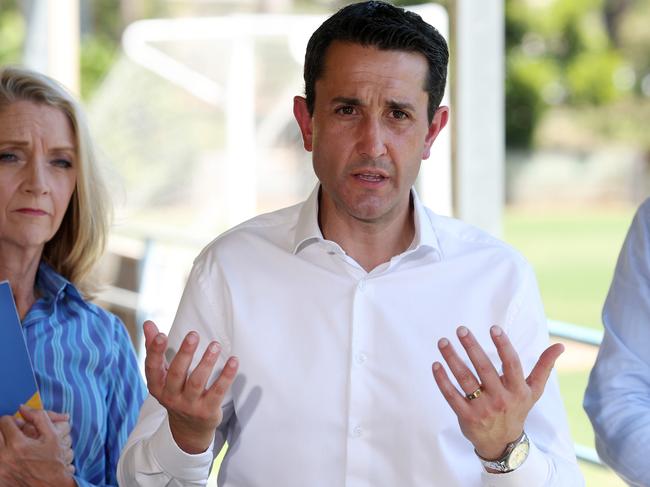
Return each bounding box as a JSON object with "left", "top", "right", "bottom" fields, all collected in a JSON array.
[{"left": 294, "top": 41, "right": 448, "bottom": 227}]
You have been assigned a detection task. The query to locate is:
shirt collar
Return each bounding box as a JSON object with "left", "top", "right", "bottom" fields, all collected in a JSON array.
[
  {"left": 292, "top": 184, "right": 442, "bottom": 258},
  {"left": 293, "top": 185, "right": 325, "bottom": 254},
  {"left": 409, "top": 188, "right": 442, "bottom": 255},
  {"left": 36, "top": 261, "right": 83, "bottom": 304}
]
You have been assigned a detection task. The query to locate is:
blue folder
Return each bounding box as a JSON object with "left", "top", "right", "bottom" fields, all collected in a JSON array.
[{"left": 0, "top": 280, "right": 42, "bottom": 416}]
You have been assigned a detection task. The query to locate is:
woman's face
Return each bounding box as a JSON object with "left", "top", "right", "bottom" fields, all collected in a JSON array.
[{"left": 0, "top": 101, "right": 77, "bottom": 255}]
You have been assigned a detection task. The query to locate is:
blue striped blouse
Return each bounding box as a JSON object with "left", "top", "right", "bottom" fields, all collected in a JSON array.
[{"left": 22, "top": 262, "right": 146, "bottom": 487}]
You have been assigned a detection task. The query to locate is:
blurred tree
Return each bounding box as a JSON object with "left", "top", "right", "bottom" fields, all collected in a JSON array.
[
  {"left": 79, "top": 0, "right": 120, "bottom": 100},
  {"left": 507, "top": 55, "right": 561, "bottom": 147},
  {"left": 505, "top": 0, "right": 632, "bottom": 148},
  {"left": 505, "top": 0, "right": 548, "bottom": 147},
  {"left": 566, "top": 49, "right": 624, "bottom": 104},
  {"left": 80, "top": 0, "right": 170, "bottom": 100},
  {"left": 80, "top": 34, "right": 118, "bottom": 99},
  {"left": 0, "top": 0, "right": 24, "bottom": 65},
  {"left": 616, "top": 0, "right": 650, "bottom": 96},
  {"left": 603, "top": 0, "right": 633, "bottom": 48}
]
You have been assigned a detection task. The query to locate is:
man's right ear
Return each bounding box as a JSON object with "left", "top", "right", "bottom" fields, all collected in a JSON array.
[{"left": 293, "top": 96, "right": 313, "bottom": 152}]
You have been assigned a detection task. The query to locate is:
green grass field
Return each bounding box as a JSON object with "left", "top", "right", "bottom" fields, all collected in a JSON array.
[
  {"left": 504, "top": 207, "right": 634, "bottom": 330},
  {"left": 504, "top": 205, "right": 636, "bottom": 487}
]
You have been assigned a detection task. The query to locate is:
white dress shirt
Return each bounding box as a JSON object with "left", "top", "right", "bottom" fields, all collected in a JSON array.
[
  {"left": 584, "top": 198, "right": 650, "bottom": 487},
  {"left": 118, "top": 186, "right": 582, "bottom": 487}
]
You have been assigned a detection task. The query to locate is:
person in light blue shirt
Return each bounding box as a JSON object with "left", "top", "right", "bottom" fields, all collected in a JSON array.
[
  {"left": 584, "top": 198, "right": 650, "bottom": 487},
  {"left": 0, "top": 66, "right": 145, "bottom": 487}
]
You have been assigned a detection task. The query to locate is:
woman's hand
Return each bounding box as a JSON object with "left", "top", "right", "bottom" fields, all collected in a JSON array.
[
  {"left": 16, "top": 409, "right": 74, "bottom": 473},
  {"left": 0, "top": 406, "right": 76, "bottom": 487}
]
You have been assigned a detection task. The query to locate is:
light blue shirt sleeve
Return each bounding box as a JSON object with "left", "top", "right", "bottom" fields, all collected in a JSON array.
[{"left": 584, "top": 198, "right": 650, "bottom": 487}]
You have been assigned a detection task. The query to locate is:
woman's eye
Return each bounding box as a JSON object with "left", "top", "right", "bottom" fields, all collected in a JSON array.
[
  {"left": 51, "top": 159, "right": 73, "bottom": 168},
  {"left": 0, "top": 152, "right": 17, "bottom": 162}
]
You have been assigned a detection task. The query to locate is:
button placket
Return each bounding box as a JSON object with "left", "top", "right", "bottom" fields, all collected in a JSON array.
[
  {"left": 351, "top": 425, "right": 363, "bottom": 438},
  {"left": 346, "top": 275, "right": 374, "bottom": 484}
]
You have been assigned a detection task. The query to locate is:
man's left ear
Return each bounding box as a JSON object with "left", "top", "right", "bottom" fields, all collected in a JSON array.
[
  {"left": 293, "top": 96, "right": 314, "bottom": 152},
  {"left": 422, "top": 106, "right": 449, "bottom": 160}
]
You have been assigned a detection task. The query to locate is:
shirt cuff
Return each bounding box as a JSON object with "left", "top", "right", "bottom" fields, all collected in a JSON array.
[
  {"left": 480, "top": 440, "right": 549, "bottom": 487},
  {"left": 149, "top": 414, "right": 215, "bottom": 482}
]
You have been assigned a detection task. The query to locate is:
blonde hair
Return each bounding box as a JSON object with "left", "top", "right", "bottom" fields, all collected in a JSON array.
[{"left": 0, "top": 66, "right": 110, "bottom": 295}]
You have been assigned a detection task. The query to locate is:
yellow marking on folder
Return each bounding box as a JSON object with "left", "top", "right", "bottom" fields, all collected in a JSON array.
[{"left": 13, "top": 391, "right": 43, "bottom": 419}]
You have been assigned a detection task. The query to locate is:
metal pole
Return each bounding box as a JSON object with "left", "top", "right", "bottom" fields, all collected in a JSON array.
[
  {"left": 23, "top": 0, "right": 80, "bottom": 94},
  {"left": 452, "top": 0, "right": 504, "bottom": 236}
]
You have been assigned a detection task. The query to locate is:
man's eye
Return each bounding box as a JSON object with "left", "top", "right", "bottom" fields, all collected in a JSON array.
[
  {"left": 336, "top": 106, "right": 355, "bottom": 116},
  {"left": 391, "top": 110, "right": 408, "bottom": 120}
]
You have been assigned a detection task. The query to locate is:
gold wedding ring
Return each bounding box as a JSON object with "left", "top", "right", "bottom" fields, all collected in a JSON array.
[{"left": 466, "top": 386, "right": 482, "bottom": 401}]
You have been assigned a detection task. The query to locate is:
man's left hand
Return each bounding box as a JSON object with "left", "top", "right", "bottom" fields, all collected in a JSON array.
[{"left": 432, "top": 325, "right": 564, "bottom": 461}]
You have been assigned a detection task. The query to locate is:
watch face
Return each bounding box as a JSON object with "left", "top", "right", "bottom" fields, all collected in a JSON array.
[{"left": 507, "top": 441, "right": 530, "bottom": 470}]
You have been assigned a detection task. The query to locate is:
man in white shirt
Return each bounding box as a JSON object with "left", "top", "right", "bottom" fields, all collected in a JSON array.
[{"left": 118, "top": 2, "right": 583, "bottom": 485}]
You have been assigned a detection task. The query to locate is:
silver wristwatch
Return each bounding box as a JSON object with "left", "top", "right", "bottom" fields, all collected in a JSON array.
[{"left": 475, "top": 431, "right": 530, "bottom": 473}]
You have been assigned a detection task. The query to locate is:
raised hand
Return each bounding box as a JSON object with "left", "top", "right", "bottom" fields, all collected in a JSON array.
[
  {"left": 143, "top": 320, "right": 239, "bottom": 454},
  {"left": 432, "top": 325, "right": 564, "bottom": 462},
  {"left": 0, "top": 406, "right": 75, "bottom": 487}
]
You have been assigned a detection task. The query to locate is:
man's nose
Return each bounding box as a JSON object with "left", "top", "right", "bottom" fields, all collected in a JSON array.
[{"left": 356, "top": 117, "right": 387, "bottom": 160}]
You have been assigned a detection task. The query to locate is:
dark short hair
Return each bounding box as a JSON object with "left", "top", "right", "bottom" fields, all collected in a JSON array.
[{"left": 303, "top": 1, "right": 448, "bottom": 123}]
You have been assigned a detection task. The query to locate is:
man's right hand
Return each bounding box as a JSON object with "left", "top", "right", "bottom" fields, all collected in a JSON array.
[{"left": 143, "top": 320, "right": 239, "bottom": 455}]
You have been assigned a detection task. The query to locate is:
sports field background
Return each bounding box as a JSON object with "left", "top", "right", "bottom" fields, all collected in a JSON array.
[{"left": 505, "top": 205, "right": 638, "bottom": 486}]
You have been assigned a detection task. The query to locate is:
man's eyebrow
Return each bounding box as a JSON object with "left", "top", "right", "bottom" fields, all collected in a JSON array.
[
  {"left": 330, "top": 97, "right": 417, "bottom": 112},
  {"left": 387, "top": 100, "right": 416, "bottom": 112},
  {"left": 331, "top": 96, "right": 363, "bottom": 106}
]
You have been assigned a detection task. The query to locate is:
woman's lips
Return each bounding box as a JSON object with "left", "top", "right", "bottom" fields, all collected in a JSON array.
[{"left": 15, "top": 208, "right": 47, "bottom": 216}]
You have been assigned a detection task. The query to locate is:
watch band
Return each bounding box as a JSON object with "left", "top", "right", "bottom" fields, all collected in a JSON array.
[{"left": 475, "top": 431, "right": 530, "bottom": 473}]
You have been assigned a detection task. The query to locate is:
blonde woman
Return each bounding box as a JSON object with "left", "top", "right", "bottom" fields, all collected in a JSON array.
[{"left": 0, "top": 66, "right": 145, "bottom": 487}]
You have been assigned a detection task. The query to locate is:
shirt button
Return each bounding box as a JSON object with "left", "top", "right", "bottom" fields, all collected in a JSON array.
[
  {"left": 358, "top": 279, "right": 366, "bottom": 290},
  {"left": 355, "top": 352, "right": 367, "bottom": 365},
  {"left": 351, "top": 426, "right": 363, "bottom": 438}
]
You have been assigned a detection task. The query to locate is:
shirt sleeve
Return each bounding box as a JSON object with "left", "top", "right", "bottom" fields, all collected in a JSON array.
[
  {"left": 481, "top": 262, "right": 584, "bottom": 487},
  {"left": 117, "top": 254, "right": 234, "bottom": 486},
  {"left": 584, "top": 199, "right": 650, "bottom": 487}
]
